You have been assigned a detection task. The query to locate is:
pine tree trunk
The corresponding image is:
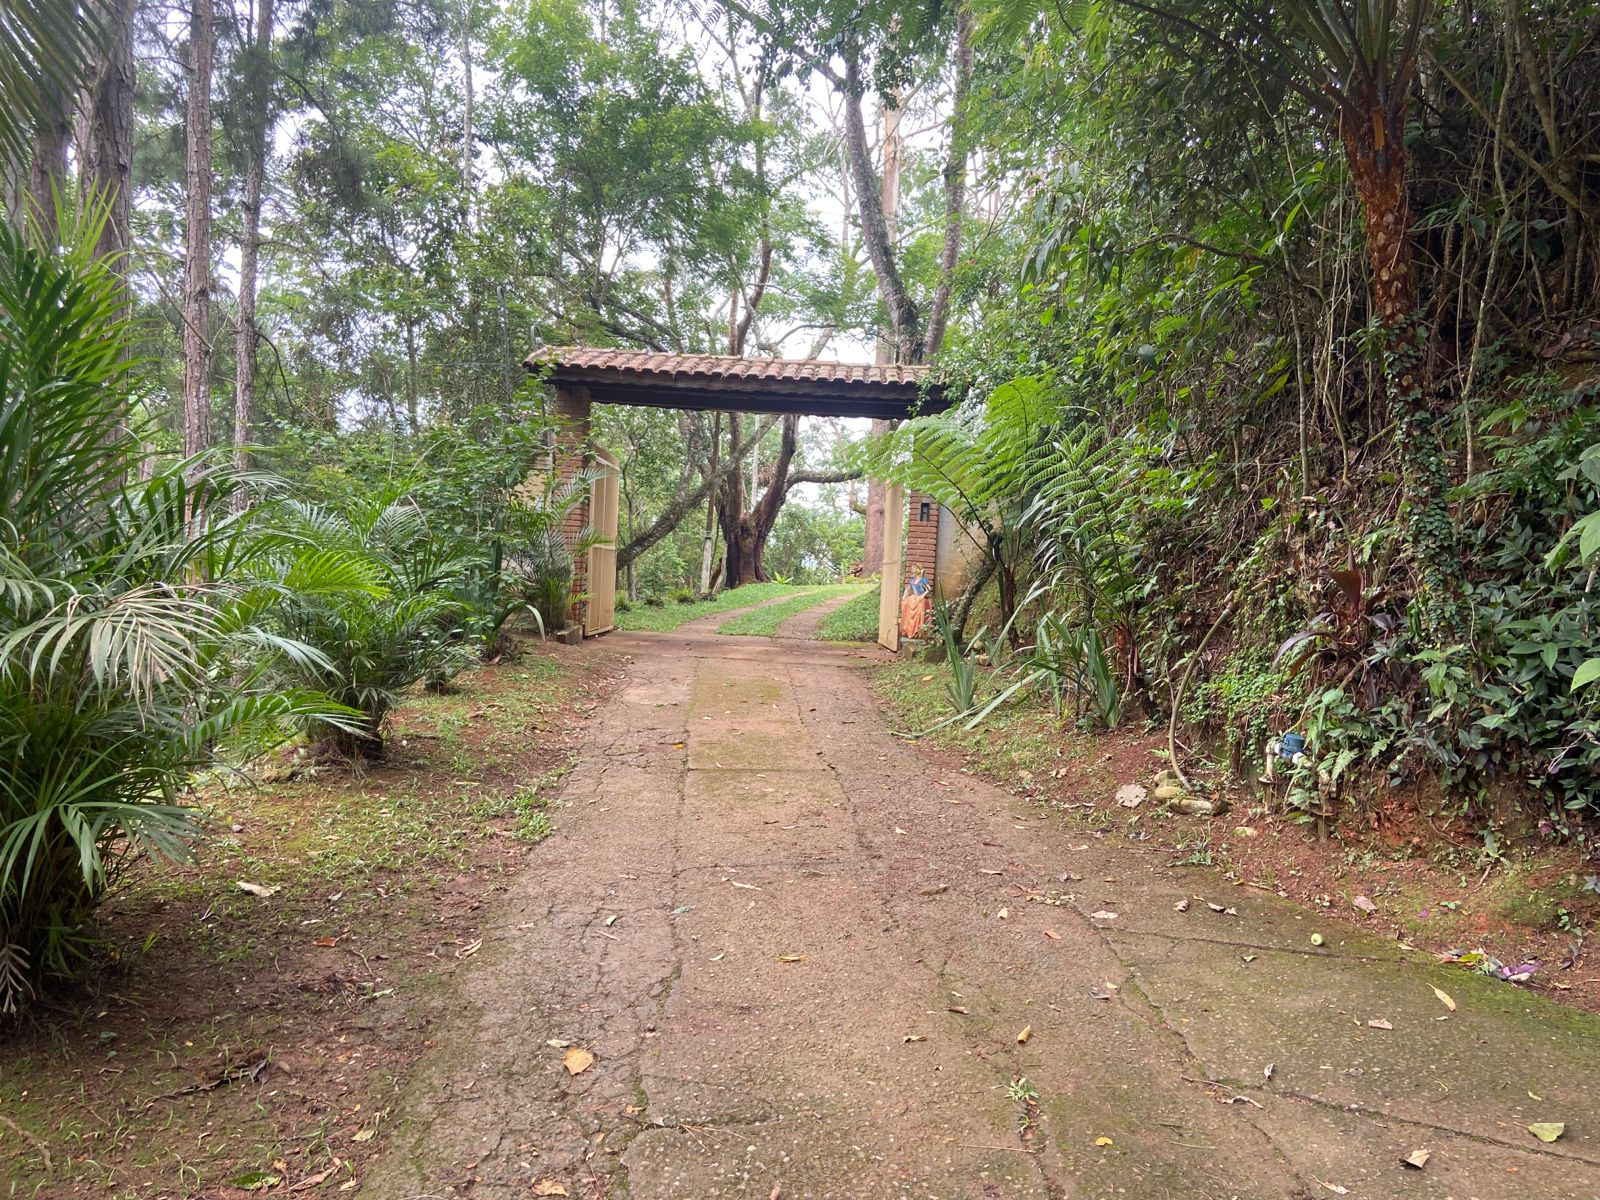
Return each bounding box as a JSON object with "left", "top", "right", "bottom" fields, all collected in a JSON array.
[
  {"left": 25, "top": 96, "right": 71, "bottom": 247},
  {"left": 234, "top": 0, "right": 273, "bottom": 499},
  {"left": 79, "top": 0, "right": 135, "bottom": 279},
  {"left": 183, "top": 0, "right": 216, "bottom": 460}
]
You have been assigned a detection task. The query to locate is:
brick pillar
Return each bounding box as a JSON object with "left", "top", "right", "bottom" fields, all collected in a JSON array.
[
  {"left": 551, "top": 383, "right": 592, "bottom": 630},
  {"left": 905, "top": 491, "right": 938, "bottom": 595}
]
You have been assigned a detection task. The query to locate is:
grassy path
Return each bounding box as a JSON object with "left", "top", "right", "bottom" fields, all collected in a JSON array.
[
  {"left": 813, "top": 582, "right": 880, "bottom": 641},
  {"left": 613, "top": 581, "right": 802, "bottom": 633},
  {"left": 716, "top": 583, "right": 861, "bottom": 636}
]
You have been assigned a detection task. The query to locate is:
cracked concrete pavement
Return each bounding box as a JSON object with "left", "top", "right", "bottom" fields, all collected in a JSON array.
[{"left": 362, "top": 604, "right": 1600, "bottom": 1200}]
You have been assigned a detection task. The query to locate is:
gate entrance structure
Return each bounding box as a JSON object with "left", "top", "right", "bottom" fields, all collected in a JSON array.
[{"left": 526, "top": 346, "right": 953, "bottom": 651}]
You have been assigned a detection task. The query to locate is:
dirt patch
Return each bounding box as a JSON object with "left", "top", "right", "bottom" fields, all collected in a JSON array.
[
  {"left": 0, "top": 640, "right": 623, "bottom": 1198},
  {"left": 872, "top": 658, "right": 1600, "bottom": 1016}
]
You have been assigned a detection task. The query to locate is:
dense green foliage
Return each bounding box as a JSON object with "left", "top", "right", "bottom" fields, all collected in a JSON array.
[{"left": 870, "top": 0, "right": 1600, "bottom": 832}]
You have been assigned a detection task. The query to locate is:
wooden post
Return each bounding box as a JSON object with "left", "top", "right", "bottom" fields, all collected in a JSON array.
[
  {"left": 876, "top": 482, "right": 905, "bottom": 652},
  {"left": 551, "top": 382, "right": 592, "bottom": 631}
]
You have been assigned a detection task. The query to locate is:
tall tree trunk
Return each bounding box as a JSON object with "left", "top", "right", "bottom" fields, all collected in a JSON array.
[
  {"left": 25, "top": 91, "right": 72, "bottom": 247},
  {"left": 182, "top": 0, "right": 216, "bottom": 460},
  {"left": 234, "top": 0, "right": 274, "bottom": 498},
  {"left": 861, "top": 90, "right": 905, "bottom": 576},
  {"left": 460, "top": 0, "right": 474, "bottom": 218},
  {"left": 839, "top": 51, "right": 919, "bottom": 363},
  {"left": 403, "top": 314, "right": 420, "bottom": 433},
  {"left": 920, "top": 5, "right": 973, "bottom": 361},
  {"left": 717, "top": 415, "right": 751, "bottom": 587},
  {"left": 78, "top": 0, "right": 136, "bottom": 282}
]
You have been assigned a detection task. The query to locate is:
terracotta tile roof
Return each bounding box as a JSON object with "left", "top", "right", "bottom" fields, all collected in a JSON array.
[{"left": 527, "top": 346, "right": 931, "bottom": 389}]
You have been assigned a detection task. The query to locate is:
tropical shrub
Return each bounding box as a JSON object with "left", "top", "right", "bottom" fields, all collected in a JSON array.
[{"left": 271, "top": 486, "right": 478, "bottom": 757}]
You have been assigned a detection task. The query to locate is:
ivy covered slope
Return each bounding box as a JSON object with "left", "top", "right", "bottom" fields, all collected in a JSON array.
[{"left": 864, "top": 0, "right": 1600, "bottom": 836}]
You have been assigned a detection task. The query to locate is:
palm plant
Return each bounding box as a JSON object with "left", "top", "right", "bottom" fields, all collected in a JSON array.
[
  {"left": 0, "top": 0, "right": 106, "bottom": 171},
  {"left": 0, "top": 217, "right": 350, "bottom": 1012},
  {"left": 500, "top": 466, "right": 609, "bottom": 634},
  {"left": 271, "top": 485, "right": 479, "bottom": 757},
  {"left": 861, "top": 374, "right": 1057, "bottom": 642}
]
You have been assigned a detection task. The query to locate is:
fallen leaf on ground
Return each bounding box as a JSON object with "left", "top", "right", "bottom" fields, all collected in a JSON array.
[
  {"left": 1432, "top": 986, "right": 1457, "bottom": 1012},
  {"left": 1403, "top": 1149, "right": 1431, "bottom": 1169},
  {"left": 902, "top": 1034, "right": 926, "bottom": 1043},
  {"left": 562, "top": 1047, "right": 595, "bottom": 1075},
  {"left": 351, "top": 1129, "right": 375, "bottom": 1143},
  {"left": 237, "top": 881, "right": 278, "bottom": 898},
  {"left": 1089, "top": 910, "right": 1118, "bottom": 921},
  {"left": 1042, "top": 929, "right": 1061, "bottom": 940},
  {"left": 1367, "top": 1018, "right": 1394, "bottom": 1030},
  {"left": 1320, "top": 1184, "right": 1349, "bottom": 1196},
  {"left": 1264, "top": 1063, "right": 1274, "bottom": 1080},
  {"left": 1529, "top": 1122, "right": 1566, "bottom": 1143},
  {"left": 1353, "top": 895, "right": 1378, "bottom": 914},
  {"left": 731, "top": 881, "right": 761, "bottom": 890},
  {"left": 533, "top": 1182, "right": 568, "bottom": 1196},
  {"left": 997, "top": 907, "right": 1009, "bottom": 919},
  {"left": 980, "top": 869, "right": 1003, "bottom": 875},
  {"left": 289, "top": 1160, "right": 341, "bottom": 1191},
  {"left": 1224, "top": 1094, "right": 1264, "bottom": 1109},
  {"left": 458, "top": 939, "right": 482, "bottom": 958},
  {"left": 545, "top": 1038, "right": 571, "bottom": 1049},
  {"left": 604, "top": 915, "right": 619, "bottom": 926},
  {"left": 1016, "top": 1025, "right": 1032, "bottom": 1044},
  {"left": 769, "top": 1187, "right": 782, "bottom": 1200},
  {"left": 1094, "top": 1136, "right": 1114, "bottom": 1146},
  {"left": 1115, "top": 784, "right": 1146, "bottom": 809},
  {"left": 777, "top": 954, "right": 806, "bottom": 963},
  {"left": 1174, "top": 899, "right": 1190, "bottom": 913},
  {"left": 1206, "top": 902, "right": 1225, "bottom": 913},
  {"left": 948, "top": 1005, "right": 970, "bottom": 1014},
  {"left": 312, "top": 936, "right": 339, "bottom": 948}
]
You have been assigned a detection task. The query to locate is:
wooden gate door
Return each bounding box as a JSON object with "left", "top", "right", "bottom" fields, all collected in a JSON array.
[
  {"left": 586, "top": 448, "right": 619, "bottom": 636},
  {"left": 876, "top": 481, "right": 905, "bottom": 652}
]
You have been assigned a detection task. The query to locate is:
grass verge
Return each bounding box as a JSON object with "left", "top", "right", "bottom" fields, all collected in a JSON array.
[
  {"left": 717, "top": 583, "right": 862, "bottom": 636},
  {"left": 614, "top": 581, "right": 801, "bottom": 632},
  {"left": 814, "top": 584, "right": 881, "bottom": 641},
  {"left": 0, "top": 641, "right": 620, "bottom": 1198}
]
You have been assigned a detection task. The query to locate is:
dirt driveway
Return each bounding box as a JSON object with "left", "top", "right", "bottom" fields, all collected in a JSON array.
[{"left": 363, "top": 609, "right": 1600, "bottom": 1199}]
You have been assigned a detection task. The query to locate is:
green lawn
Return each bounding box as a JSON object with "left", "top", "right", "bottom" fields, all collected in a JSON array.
[
  {"left": 614, "top": 581, "right": 804, "bottom": 632},
  {"left": 717, "top": 583, "right": 863, "bottom": 636},
  {"left": 814, "top": 583, "right": 881, "bottom": 641}
]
